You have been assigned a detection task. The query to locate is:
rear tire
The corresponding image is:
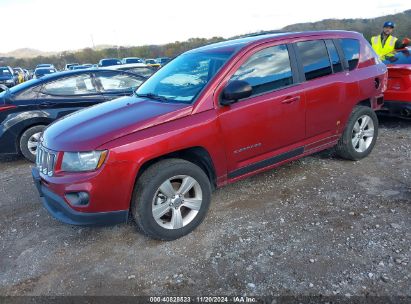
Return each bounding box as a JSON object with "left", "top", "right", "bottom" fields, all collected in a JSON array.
[
  {"left": 335, "top": 106, "right": 378, "bottom": 160},
  {"left": 19, "top": 125, "right": 45, "bottom": 162},
  {"left": 131, "top": 159, "right": 212, "bottom": 240}
]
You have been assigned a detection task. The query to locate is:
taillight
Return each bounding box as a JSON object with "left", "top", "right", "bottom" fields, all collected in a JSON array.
[{"left": 0, "top": 105, "right": 17, "bottom": 112}]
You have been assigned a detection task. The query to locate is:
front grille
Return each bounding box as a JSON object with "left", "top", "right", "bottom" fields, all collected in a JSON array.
[{"left": 36, "top": 145, "right": 57, "bottom": 177}]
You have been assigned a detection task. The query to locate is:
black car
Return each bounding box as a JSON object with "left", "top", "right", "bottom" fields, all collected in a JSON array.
[
  {"left": 98, "top": 58, "right": 122, "bottom": 67},
  {"left": 33, "top": 67, "right": 57, "bottom": 79},
  {"left": 0, "top": 69, "right": 146, "bottom": 162},
  {"left": 0, "top": 66, "right": 18, "bottom": 89}
]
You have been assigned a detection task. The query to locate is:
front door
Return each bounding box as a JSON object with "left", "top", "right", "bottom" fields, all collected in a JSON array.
[{"left": 216, "top": 44, "right": 306, "bottom": 178}]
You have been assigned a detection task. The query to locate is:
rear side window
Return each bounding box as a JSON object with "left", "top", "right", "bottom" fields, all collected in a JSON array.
[
  {"left": 94, "top": 71, "right": 144, "bottom": 92},
  {"left": 340, "top": 39, "right": 360, "bottom": 70},
  {"left": 230, "top": 44, "right": 293, "bottom": 96},
  {"left": 296, "top": 40, "right": 332, "bottom": 81},
  {"left": 42, "top": 74, "right": 97, "bottom": 95},
  {"left": 325, "top": 40, "right": 343, "bottom": 73}
]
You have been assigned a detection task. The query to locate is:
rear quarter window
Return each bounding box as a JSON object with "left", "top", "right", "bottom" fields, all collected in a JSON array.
[{"left": 340, "top": 39, "right": 360, "bottom": 70}]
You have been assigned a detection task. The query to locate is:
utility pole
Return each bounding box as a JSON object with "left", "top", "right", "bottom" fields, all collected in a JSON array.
[{"left": 90, "top": 34, "right": 95, "bottom": 49}]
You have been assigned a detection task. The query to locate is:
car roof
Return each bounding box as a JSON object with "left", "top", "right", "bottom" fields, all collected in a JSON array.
[{"left": 190, "top": 30, "right": 361, "bottom": 53}]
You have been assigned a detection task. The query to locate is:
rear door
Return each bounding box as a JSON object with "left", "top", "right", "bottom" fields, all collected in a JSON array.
[
  {"left": 294, "top": 39, "right": 346, "bottom": 141},
  {"left": 217, "top": 44, "right": 306, "bottom": 178}
]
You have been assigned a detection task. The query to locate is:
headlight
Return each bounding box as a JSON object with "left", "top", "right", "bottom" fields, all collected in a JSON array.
[
  {"left": 6, "top": 79, "right": 14, "bottom": 83},
  {"left": 61, "top": 150, "right": 108, "bottom": 172}
]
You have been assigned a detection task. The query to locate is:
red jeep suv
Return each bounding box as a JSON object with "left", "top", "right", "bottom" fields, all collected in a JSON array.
[{"left": 32, "top": 31, "right": 387, "bottom": 240}]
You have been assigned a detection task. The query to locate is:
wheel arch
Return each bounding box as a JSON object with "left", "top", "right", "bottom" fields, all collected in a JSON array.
[
  {"left": 357, "top": 98, "right": 371, "bottom": 108},
  {"left": 16, "top": 120, "right": 50, "bottom": 153},
  {"left": 135, "top": 146, "right": 217, "bottom": 191}
]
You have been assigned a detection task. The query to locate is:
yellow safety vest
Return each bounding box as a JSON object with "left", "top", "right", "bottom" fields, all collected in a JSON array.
[{"left": 371, "top": 35, "right": 398, "bottom": 58}]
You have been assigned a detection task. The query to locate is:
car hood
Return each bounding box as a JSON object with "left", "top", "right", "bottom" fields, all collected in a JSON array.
[
  {"left": 42, "top": 96, "right": 192, "bottom": 151},
  {"left": 0, "top": 75, "right": 13, "bottom": 80}
]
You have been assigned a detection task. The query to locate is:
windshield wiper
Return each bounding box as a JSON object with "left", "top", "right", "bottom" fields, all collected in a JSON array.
[{"left": 135, "top": 93, "right": 170, "bottom": 102}]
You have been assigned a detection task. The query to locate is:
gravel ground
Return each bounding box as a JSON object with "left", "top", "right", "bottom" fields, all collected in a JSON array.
[{"left": 0, "top": 116, "right": 410, "bottom": 298}]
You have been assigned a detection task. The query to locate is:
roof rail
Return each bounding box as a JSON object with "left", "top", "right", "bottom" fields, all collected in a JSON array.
[{"left": 234, "top": 30, "right": 286, "bottom": 39}]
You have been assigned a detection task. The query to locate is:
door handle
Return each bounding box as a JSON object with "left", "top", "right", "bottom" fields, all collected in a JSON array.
[
  {"left": 39, "top": 101, "right": 54, "bottom": 108},
  {"left": 281, "top": 96, "right": 300, "bottom": 104}
]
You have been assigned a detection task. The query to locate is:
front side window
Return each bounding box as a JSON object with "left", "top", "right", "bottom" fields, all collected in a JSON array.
[
  {"left": 297, "top": 40, "right": 332, "bottom": 81},
  {"left": 340, "top": 38, "right": 360, "bottom": 70},
  {"left": 230, "top": 44, "right": 293, "bottom": 96},
  {"left": 136, "top": 50, "right": 234, "bottom": 103},
  {"left": 42, "top": 74, "right": 97, "bottom": 96},
  {"left": 95, "top": 72, "right": 144, "bottom": 92}
]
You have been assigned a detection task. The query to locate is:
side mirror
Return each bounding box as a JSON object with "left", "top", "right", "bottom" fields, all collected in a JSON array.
[
  {"left": 13, "top": 72, "right": 19, "bottom": 76},
  {"left": 221, "top": 80, "right": 252, "bottom": 106}
]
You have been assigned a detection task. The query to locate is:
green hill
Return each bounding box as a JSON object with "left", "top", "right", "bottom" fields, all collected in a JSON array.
[
  {"left": 281, "top": 9, "right": 411, "bottom": 41},
  {"left": 2, "top": 9, "right": 410, "bottom": 69}
]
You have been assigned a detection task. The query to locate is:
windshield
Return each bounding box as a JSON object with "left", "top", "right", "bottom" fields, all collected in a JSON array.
[
  {"left": 382, "top": 48, "right": 411, "bottom": 65},
  {"left": 136, "top": 50, "right": 234, "bottom": 103}
]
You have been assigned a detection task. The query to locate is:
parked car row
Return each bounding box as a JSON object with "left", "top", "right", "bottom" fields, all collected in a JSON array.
[
  {"left": 96, "top": 57, "right": 170, "bottom": 68},
  {"left": 0, "top": 57, "right": 165, "bottom": 92},
  {"left": 0, "top": 66, "right": 32, "bottom": 89}
]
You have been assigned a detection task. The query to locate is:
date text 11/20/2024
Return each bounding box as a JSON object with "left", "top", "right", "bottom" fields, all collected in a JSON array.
[{"left": 149, "top": 296, "right": 257, "bottom": 303}]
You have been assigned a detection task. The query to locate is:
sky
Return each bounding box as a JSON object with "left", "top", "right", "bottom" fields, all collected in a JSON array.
[{"left": 0, "top": 0, "right": 409, "bottom": 53}]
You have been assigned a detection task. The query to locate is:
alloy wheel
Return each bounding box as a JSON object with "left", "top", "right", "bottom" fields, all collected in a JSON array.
[{"left": 152, "top": 175, "right": 203, "bottom": 230}]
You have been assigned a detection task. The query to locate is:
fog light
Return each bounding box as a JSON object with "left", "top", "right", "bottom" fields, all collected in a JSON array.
[{"left": 65, "top": 192, "right": 89, "bottom": 206}]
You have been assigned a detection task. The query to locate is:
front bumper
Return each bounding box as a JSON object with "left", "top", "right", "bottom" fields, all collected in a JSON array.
[
  {"left": 32, "top": 167, "right": 129, "bottom": 226},
  {"left": 378, "top": 100, "right": 411, "bottom": 119}
]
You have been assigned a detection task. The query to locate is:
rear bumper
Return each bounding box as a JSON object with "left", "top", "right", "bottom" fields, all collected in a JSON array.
[
  {"left": 378, "top": 100, "right": 411, "bottom": 118},
  {"left": 32, "top": 167, "right": 129, "bottom": 226}
]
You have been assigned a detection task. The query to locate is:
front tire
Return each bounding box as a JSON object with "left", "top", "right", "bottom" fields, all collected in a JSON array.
[
  {"left": 335, "top": 106, "right": 378, "bottom": 160},
  {"left": 131, "top": 159, "right": 212, "bottom": 240},
  {"left": 19, "top": 125, "right": 45, "bottom": 162}
]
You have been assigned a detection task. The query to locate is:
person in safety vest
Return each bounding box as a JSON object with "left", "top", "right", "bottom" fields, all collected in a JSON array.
[{"left": 371, "top": 21, "right": 410, "bottom": 59}]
